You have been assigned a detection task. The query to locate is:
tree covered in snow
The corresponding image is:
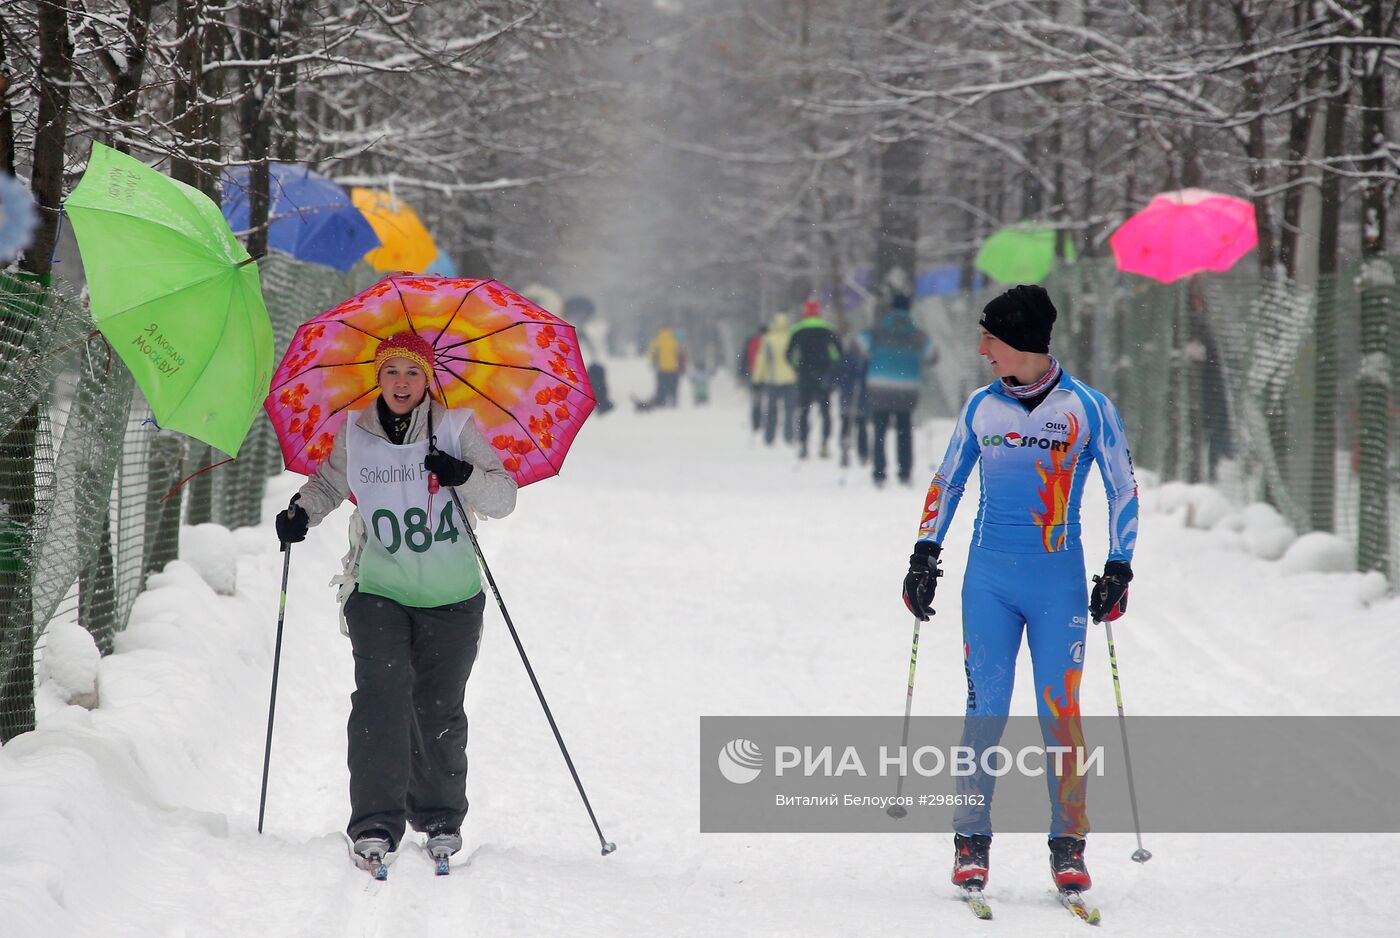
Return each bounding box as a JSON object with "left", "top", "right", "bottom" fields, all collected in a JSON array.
[{"left": 0, "top": 0, "right": 614, "bottom": 277}]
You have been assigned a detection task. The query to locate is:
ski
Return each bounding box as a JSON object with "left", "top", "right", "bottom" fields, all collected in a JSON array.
[
  {"left": 351, "top": 852, "right": 389, "bottom": 880},
  {"left": 1055, "top": 888, "right": 1101, "bottom": 925},
  {"left": 344, "top": 833, "right": 393, "bottom": 881},
  {"left": 423, "top": 830, "right": 462, "bottom": 875},
  {"left": 960, "top": 885, "right": 993, "bottom": 920}
]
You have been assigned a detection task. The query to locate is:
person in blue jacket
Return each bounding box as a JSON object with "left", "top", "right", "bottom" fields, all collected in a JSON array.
[
  {"left": 857, "top": 293, "right": 935, "bottom": 486},
  {"left": 900, "top": 285, "right": 1139, "bottom": 897}
]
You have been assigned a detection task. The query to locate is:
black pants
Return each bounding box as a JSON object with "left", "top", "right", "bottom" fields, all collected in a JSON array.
[
  {"left": 840, "top": 413, "right": 869, "bottom": 465},
  {"left": 749, "top": 385, "right": 763, "bottom": 433},
  {"left": 655, "top": 370, "right": 680, "bottom": 407},
  {"left": 763, "top": 384, "right": 797, "bottom": 445},
  {"left": 795, "top": 382, "right": 832, "bottom": 451},
  {"left": 871, "top": 410, "right": 913, "bottom": 483},
  {"left": 344, "top": 588, "right": 485, "bottom": 848}
]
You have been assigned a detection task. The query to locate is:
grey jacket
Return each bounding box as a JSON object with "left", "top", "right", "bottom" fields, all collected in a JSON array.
[{"left": 296, "top": 396, "right": 518, "bottom": 526}]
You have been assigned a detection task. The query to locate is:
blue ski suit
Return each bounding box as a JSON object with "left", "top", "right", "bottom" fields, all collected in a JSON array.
[{"left": 917, "top": 369, "right": 1138, "bottom": 837}]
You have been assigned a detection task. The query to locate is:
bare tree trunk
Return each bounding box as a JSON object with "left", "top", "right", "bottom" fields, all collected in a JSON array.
[
  {"left": 1355, "top": 0, "right": 1392, "bottom": 575},
  {"left": 22, "top": 0, "right": 73, "bottom": 279},
  {"left": 0, "top": 27, "right": 16, "bottom": 176},
  {"left": 2, "top": 0, "right": 73, "bottom": 743},
  {"left": 274, "top": 0, "right": 309, "bottom": 162},
  {"left": 109, "top": 0, "right": 155, "bottom": 149},
  {"left": 170, "top": 0, "right": 210, "bottom": 191},
  {"left": 1235, "top": 2, "right": 1278, "bottom": 274},
  {"left": 239, "top": 0, "right": 276, "bottom": 259},
  {"left": 818, "top": 189, "right": 847, "bottom": 334},
  {"left": 170, "top": 0, "right": 216, "bottom": 525},
  {"left": 1278, "top": 15, "right": 1322, "bottom": 280},
  {"left": 200, "top": 19, "right": 227, "bottom": 194},
  {"left": 872, "top": 1, "right": 922, "bottom": 295},
  {"left": 1309, "top": 39, "right": 1348, "bottom": 534},
  {"left": 874, "top": 137, "right": 921, "bottom": 294}
]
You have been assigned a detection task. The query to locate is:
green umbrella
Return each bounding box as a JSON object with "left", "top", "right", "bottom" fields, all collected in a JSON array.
[
  {"left": 65, "top": 142, "right": 273, "bottom": 457},
  {"left": 974, "top": 226, "right": 1077, "bottom": 285}
]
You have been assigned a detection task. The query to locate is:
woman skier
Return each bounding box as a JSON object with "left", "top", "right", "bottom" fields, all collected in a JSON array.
[{"left": 274, "top": 330, "right": 518, "bottom": 874}]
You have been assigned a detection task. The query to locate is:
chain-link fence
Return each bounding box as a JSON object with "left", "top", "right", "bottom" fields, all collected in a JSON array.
[
  {"left": 915, "top": 256, "right": 1399, "bottom": 587},
  {"left": 0, "top": 256, "right": 374, "bottom": 741},
  {"left": 4, "top": 249, "right": 1393, "bottom": 739}
]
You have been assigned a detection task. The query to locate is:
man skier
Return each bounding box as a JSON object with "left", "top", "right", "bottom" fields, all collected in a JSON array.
[
  {"left": 786, "top": 299, "right": 842, "bottom": 459},
  {"left": 900, "top": 285, "right": 1139, "bottom": 899}
]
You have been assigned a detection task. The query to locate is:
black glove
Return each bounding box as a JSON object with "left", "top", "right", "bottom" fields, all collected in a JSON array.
[
  {"left": 1089, "top": 560, "right": 1133, "bottom": 622},
  {"left": 276, "top": 496, "right": 310, "bottom": 547},
  {"left": 902, "top": 541, "right": 943, "bottom": 621},
  {"left": 424, "top": 449, "right": 473, "bottom": 486}
]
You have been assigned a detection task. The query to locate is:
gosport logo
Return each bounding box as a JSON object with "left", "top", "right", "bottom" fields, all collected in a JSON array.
[
  {"left": 719, "top": 739, "right": 764, "bottom": 784},
  {"left": 982, "top": 432, "right": 1071, "bottom": 453}
]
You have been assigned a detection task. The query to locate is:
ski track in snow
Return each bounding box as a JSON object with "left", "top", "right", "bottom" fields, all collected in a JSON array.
[{"left": 2, "top": 357, "right": 1398, "bottom": 936}]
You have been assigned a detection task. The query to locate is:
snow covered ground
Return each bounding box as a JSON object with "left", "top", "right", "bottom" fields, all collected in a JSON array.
[{"left": 3, "top": 356, "right": 1399, "bottom": 936}]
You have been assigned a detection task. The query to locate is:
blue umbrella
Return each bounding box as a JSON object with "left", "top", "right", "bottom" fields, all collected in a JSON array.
[
  {"left": 916, "top": 265, "right": 981, "bottom": 297},
  {"left": 427, "top": 250, "right": 457, "bottom": 276},
  {"left": 221, "top": 163, "right": 379, "bottom": 272},
  {"left": 0, "top": 172, "right": 38, "bottom": 262},
  {"left": 818, "top": 268, "right": 875, "bottom": 311}
]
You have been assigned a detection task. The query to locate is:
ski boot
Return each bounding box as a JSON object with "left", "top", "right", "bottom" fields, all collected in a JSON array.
[
  {"left": 1048, "top": 836, "right": 1091, "bottom": 892},
  {"left": 952, "top": 833, "right": 991, "bottom": 887},
  {"left": 352, "top": 829, "right": 395, "bottom": 880},
  {"left": 425, "top": 826, "right": 462, "bottom": 876}
]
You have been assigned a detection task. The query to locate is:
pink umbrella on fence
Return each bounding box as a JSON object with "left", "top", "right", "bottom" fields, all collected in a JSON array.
[{"left": 1109, "top": 189, "right": 1257, "bottom": 283}]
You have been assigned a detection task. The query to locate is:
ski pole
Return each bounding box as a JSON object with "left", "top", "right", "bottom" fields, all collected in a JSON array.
[
  {"left": 258, "top": 539, "right": 293, "bottom": 834},
  {"left": 446, "top": 486, "right": 617, "bottom": 856},
  {"left": 886, "top": 614, "right": 922, "bottom": 819},
  {"left": 1103, "top": 618, "right": 1151, "bottom": 863}
]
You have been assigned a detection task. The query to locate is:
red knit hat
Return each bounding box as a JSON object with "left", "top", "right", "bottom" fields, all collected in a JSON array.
[
  {"left": 803, "top": 299, "right": 822, "bottom": 318},
  {"left": 375, "top": 331, "right": 435, "bottom": 378}
]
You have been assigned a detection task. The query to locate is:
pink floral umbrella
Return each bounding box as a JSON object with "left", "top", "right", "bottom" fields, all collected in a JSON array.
[
  {"left": 1109, "top": 189, "right": 1257, "bottom": 283},
  {"left": 264, "top": 273, "right": 595, "bottom": 486}
]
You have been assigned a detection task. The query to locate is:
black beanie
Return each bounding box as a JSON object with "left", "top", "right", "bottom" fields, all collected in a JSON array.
[{"left": 979, "top": 285, "right": 1057, "bottom": 353}]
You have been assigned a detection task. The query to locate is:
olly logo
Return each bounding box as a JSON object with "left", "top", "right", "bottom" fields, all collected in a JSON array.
[
  {"left": 983, "top": 431, "right": 1070, "bottom": 453},
  {"left": 1044, "top": 420, "right": 1070, "bottom": 434}
]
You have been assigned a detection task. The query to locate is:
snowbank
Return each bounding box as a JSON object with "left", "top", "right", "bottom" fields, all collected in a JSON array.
[
  {"left": 1278, "top": 531, "right": 1355, "bottom": 574},
  {"left": 1145, "top": 481, "right": 1233, "bottom": 530},
  {"left": 179, "top": 523, "right": 239, "bottom": 595},
  {"left": 3, "top": 366, "right": 1399, "bottom": 937},
  {"left": 1145, "top": 486, "right": 1317, "bottom": 563},
  {"left": 35, "top": 620, "right": 100, "bottom": 709}
]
